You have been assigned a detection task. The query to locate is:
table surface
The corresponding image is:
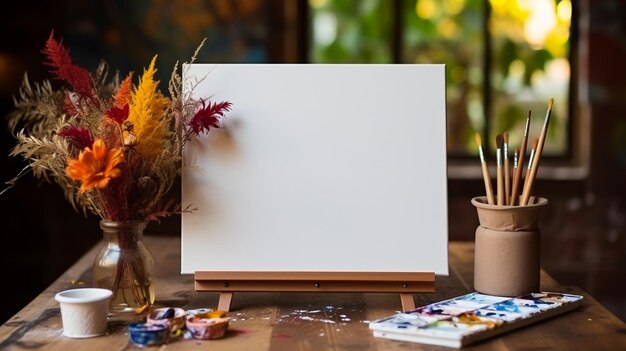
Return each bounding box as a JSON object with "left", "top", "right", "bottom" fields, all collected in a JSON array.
[{"left": 1, "top": 237, "right": 625, "bottom": 350}]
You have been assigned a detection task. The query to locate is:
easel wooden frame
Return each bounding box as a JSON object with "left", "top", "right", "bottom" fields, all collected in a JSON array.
[{"left": 194, "top": 271, "right": 435, "bottom": 312}]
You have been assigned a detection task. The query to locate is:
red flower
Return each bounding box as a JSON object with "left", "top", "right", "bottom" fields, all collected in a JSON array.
[
  {"left": 58, "top": 126, "right": 94, "bottom": 156},
  {"left": 105, "top": 104, "right": 130, "bottom": 124},
  {"left": 42, "top": 31, "right": 99, "bottom": 107},
  {"left": 63, "top": 92, "right": 78, "bottom": 116},
  {"left": 188, "top": 99, "right": 232, "bottom": 136}
]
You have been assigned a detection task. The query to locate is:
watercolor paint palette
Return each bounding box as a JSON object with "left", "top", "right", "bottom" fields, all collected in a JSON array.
[{"left": 369, "top": 291, "right": 583, "bottom": 348}]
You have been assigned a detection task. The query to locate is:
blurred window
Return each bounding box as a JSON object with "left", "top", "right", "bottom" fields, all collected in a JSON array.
[{"left": 308, "top": 0, "right": 573, "bottom": 158}]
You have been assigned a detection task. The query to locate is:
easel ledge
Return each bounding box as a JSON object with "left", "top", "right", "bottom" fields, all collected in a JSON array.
[{"left": 194, "top": 271, "right": 435, "bottom": 312}]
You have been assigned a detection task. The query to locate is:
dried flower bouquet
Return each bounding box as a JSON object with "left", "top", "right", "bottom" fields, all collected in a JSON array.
[{"left": 4, "top": 31, "right": 232, "bottom": 311}]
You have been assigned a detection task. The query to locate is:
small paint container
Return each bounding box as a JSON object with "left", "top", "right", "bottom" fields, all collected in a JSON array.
[
  {"left": 146, "top": 307, "right": 186, "bottom": 331},
  {"left": 185, "top": 317, "right": 230, "bottom": 340},
  {"left": 55, "top": 288, "right": 112, "bottom": 338},
  {"left": 128, "top": 322, "right": 169, "bottom": 347},
  {"left": 186, "top": 308, "right": 227, "bottom": 319}
]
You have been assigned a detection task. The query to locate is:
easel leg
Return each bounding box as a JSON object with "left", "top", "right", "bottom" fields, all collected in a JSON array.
[
  {"left": 400, "top": 293, "right": 415, "bottom": 312},
  {"left": 218, "top": 292, "right": 233, "bottom": 312}
]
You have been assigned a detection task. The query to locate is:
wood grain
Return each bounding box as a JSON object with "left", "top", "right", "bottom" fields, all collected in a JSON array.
[
  {"left": 195, "top": 271, "right": 435, "bottom": 293},
  {"left": 0, "top": 238, "right": 624, "bottom": 350}
]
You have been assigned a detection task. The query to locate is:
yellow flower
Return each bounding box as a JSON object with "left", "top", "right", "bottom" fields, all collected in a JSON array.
[
  {"left": 127, "top": 55, "right": 169, "bottom": 160},
  {"left": 66, "top": 138, "right": 124, "bottom": 193}
]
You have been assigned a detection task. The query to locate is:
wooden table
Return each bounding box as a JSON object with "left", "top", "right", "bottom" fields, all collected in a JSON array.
[{"left": 1, "top": 237, "right": 624, "bottom": 350}]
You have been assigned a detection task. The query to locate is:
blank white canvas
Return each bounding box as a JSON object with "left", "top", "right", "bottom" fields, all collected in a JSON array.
[{"left": 181, "top": 64, "right": 448, "bottom": 275}]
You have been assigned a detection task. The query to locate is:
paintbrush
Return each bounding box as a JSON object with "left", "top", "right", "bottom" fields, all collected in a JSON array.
[
  {"left": 503, "top": 132, "right": 511, "bottom": 205},
  {"left": 512, "top": 148, "right": 519, "bottom": 195},
  {"left": 475, "top": 133, "right": 495, "bottom": 205},
  {"left": 510, "top": 111, "right": 531, "bottom": 205},
  {"left": 521, "top": 98, "right": 553, "bottom": 205},
  {"left": 523, "top": 138, "right": 539, "bottom": 203},
  {"left": 496, "top": 134, "right": 504, "bottom": 206}
]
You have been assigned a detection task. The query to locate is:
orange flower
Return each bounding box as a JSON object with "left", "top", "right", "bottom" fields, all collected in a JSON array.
[
  {"left": 114, "top": 71, "right": 133, "bottom": 108},
  {"left": 66, "top": 138, "right": 124, "bottom": 193}
]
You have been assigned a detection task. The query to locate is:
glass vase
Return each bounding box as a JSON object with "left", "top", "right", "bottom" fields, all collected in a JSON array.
[{"left": 93, "top": 220, "right": 156, "bottom": 313}]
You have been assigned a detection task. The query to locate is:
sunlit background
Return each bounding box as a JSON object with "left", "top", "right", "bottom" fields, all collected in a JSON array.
[{"left": 310, "top": 0, "right": 572, "bottom": 156}]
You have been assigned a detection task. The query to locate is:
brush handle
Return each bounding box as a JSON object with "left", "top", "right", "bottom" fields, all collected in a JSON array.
[
  {"left": 521, "top": 140, "right": 540, "bottom": 206},
  {"left": 504, "top": 152, "right": 510, "bottom": 205},
  {"left": 497, "top": 165, "right": 504, "bottom": 206},
  {"left": 520, "top": 153, "right": 541, "bottom": 205},
  {"left": 511, "top": 114, "right": 531, "bottom": 205},
  {"left": 481, "top": 161, "right": 495, "bottom": 205},
  {"left": 521, "top": 106, "right": 552, "bottom": 205},
  {"left": 510, "top": 150, "right": 520, "bottom": 206},
  {"left": 496, "top": 148, "right": 504, "bottom": 206}
]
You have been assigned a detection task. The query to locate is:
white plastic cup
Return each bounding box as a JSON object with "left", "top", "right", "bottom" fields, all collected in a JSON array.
[{"left": 55, "top": 288, "right": 113, "bottom": 338}]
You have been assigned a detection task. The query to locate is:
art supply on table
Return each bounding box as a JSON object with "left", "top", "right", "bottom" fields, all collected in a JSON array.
[
  {"left": 472, "top": 195, "right": 546, "bottom": 296},
  {"left": 369, "top": 291, "right": 583, "bottom": 348},
  {"left": 510, "top": 111, "right": 531, "bottom": 205},
  {"left": 503, "top": 132, "right": 511, "bottom": 205},
  {"left": 475, "top": 133, "right": 495, "bottom": 205},
  {"left": 128, "top": 322, "right": 170, "bottom": 347},
  {"left": 512, "top": 148, "right": 519, "bottom": 202},
  {"left": 520, "top": 99, "right": 553, "bottom": 206},
  {"left": 129, "top": 306, "right": 230, "bottom": 345},
  {"left": 523, "top": 139, "right": 539, "bottom": 203},
  {"left": 186, "top": 308, "right": 227, "bottom": 319},
  {"left": 495, "top": 134, "right": 504, "bottom": 206},
  {"left": 185, "top": 316, "right": 231, "bottom": 340},
  {"left": 476, "top": 100, "right": 553, "bottom": 208},
  {"left": 183, "top": 64, "right": 446, "bottom": 312},
  {"left": 54, "top": 288, "right": 112, "bottom": 338},
  {"left": 147, "top": 307, "right": 186, "bottom": 331}
]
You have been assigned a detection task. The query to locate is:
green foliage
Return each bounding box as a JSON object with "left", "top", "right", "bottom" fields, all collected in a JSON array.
[
  {"left": 311, "top": 0, "right": 391, "bottom": 63},
  {"left": 496, "top": 104, "right": 524, "bottom": 133},
  {"left": 310, "top": 0, "right": 571, "bottom": 155}
]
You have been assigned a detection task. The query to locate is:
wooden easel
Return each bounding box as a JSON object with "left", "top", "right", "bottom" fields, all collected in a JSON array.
[{"left": 194, "top": 271, "right": 435, "bottom": 312}]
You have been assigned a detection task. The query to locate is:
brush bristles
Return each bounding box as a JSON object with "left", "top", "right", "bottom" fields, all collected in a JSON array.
[
  {"left": 548, "top": 98, "right": 554, "bottom": 110},
  {"left": 474, "top": 133, "right": 482, "bottom": 146},
  {"left": 496, "top": 134, "right": 503, "bottom": 149},
  {"left": 475, "top": 133, "right": 486, "bottom": 161},
  {"left": 503, "top": 132, "right": 509, "bottom": 144}
]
